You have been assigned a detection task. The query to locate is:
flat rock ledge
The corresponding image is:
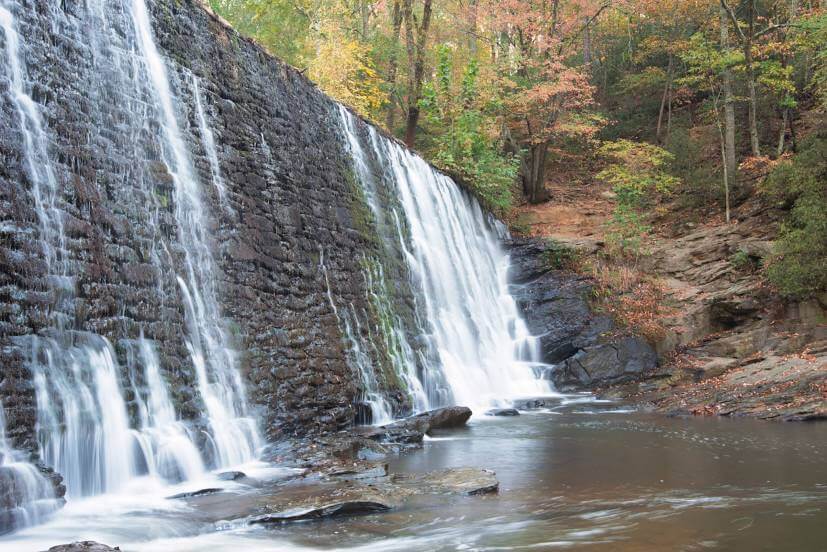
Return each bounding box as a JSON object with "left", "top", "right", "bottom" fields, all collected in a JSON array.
[
  {"left": 242, "top": 466, "right": 498, "bottom": 525},
  {"left": 45, "top": 542, "right": 120, "bottom": 552},
  {"left": 249, "top": 501, "right": 392, "bottom": 524}
]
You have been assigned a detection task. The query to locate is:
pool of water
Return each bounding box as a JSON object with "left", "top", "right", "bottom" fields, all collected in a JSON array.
[{"left": 3, "top": 396, "right": 826, "bottom": 551}]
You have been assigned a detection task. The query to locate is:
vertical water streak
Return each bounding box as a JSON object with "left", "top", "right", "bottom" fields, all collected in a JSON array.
[
  {"left": 192, "top": 74, "right": 228, "bottom": 207},
  {"left": 30, "top": 336, "right": 137, "bottom": 497},
  {"left": 130, "top": 0, "right": 260, "bottom": 466},
  {"left": 319, "top": 250, "right": 394, "bottom": 425},
  {"left": 127, "top": 337, "right": 205, "bottom": 482},
  {"left": 0, "top": 4, "right": 71, "bottom": 305}
]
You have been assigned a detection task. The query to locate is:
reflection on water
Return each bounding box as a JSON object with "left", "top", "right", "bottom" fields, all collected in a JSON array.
[{"left": 2, "top": 398, "right": 825, "bottom": 551}]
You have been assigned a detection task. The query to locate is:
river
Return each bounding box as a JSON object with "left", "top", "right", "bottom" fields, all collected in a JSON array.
[{"left": 3, "top": 396, "right": 825, "bottom": 551}]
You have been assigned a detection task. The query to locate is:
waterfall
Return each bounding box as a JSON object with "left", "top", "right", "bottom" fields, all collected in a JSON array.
[
  {"left": 126, "top": 337, "right": 206, "bottom": 483},
  {"left": 30, "top": 334, "right": 207, "bottom": 496},
  {"left": 0, "top": 401, "right": 59, "bottom": 534},
  {"left": 130, "top": 0, "right": 260, "bottom": 466},
  {"left": 337, "top": 107, "right": 552, "bottom": 411},
  {"left": 0, "top": 4, "right": 70, "bottom": 302},
  {"left": 320, "top": 250, "right": 394, "bottom": 425},
  {"left": 0, "top": 0, "right": 260, "bottom": 509}
]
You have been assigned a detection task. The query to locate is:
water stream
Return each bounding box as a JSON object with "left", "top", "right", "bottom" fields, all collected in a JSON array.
[
  {"left": 0, "top": 400, "right": 60, "bottom": 535},
  {"left": 2, "top": 402, "right": 825, "bottom": 550}
]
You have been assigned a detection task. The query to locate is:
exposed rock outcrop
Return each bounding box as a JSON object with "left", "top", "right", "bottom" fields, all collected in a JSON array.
[{"left": 506, "top": 238, "right": 658, "bottom": 390}]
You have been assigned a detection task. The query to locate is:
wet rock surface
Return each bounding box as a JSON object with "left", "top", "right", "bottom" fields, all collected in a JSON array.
[
  {"left": 44, "top": 542, "right": 119, "bottom": 552},
  {"left": 356, "top": 406, "right": 473, "bottom": 444},
  {"left": 249, "top": 500, "right": 392, "bottom": 524},
  {"left": 216, "top": 471, "right": 247, "bottom": 481},
  {"left": 506, "top": 238, "right": 657, "bottom": 390},
  {"left": 485, "top": 408, "right": 520, "bottom": 416},
  {"left": 234, "top": 464, "right": 498, "bottom": 525},
  {"left": 166, "top": 487, "right": 224, "bottom": 500}
]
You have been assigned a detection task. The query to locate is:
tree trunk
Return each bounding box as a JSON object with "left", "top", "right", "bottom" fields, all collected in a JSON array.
[
  {"left": 656, "top": 54, "right": 673, "bottom": 144},
  {"left": 713, "top": 94, "right": 731, "bottom": 224},
  {"left": 720, "top": 4, "right": 737, "bottom": 186},
  {"left": 523, "top": 143, "right": 549, "bottom": 204},
  {"left": 777, "top": 0, "right": 798, "bottom": 157},
  {"left": 744, "top": 0, "right": 761, "bottom": 157},
  {"left": 468, "top": 0, "right": 478, "bottom": 57},
  {"left": 385, "top": 0, "right": 403, "bottom": 132},
  {"left": 402, "top": 0, "right": 433, "bottom": 147},
  {"left": 583, "top": 16, "right": 591, "bottom": 64},
  {"left": 777, "top": 108, "right": 789, "bottom": 157}
]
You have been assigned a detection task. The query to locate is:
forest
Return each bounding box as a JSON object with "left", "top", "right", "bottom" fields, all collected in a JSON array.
[{"left": 211, "top": 0, "right": 826, "bottom": 300}]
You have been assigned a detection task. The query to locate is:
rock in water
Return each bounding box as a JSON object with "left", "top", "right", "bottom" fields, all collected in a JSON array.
[
  {"left": 45, "top": 542, "right": 119, "bottom": 551},
  {"left": 412, "top": 467, "right": 499, "bottom": 496},
  {"left": 485, "top": 408, "right": 520, "bottom": 416},
  {"left": 414, "top": 406, "right": 473, "bottom": 430},
  {"left": 216, "top": 471, "right": 246, "bottom": 481},
  {"left": 248, "top": 501, "right": 391, "bottom": 524},
  {"left": 166, "top": 488, "right": 223, "bottom": 500},
  {"left": 358, "top": 406, "right": 473, "bottom": 444}
]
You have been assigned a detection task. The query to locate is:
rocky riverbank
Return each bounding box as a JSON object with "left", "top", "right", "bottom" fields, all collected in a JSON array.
[{"left": 515, "top": 181, "right": 827, "bottom": 421}]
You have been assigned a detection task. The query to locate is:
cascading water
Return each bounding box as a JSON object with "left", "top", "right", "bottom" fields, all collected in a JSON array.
[
  {"left": 0, "top": 401, "right": 59, "bottom": 534},
  {"left": 0, "top": 3, "right": 70, "bottom": 305},
  {"left": 0, "top": 0, "right": 259, "bottom": 509},
  {"left": 192, "top": 73, "right": 229, "bottom": 207},
  {"left": 337, "top": 107, "right": 553, "bottom": 411},
  {"left": 130, "top": 0, "right": 260, "bottom": 466},
  {"left": 336, "top": 106, "right": 433, "bottom": 421},
  {"left": 320, "top": 249, "right": 395, "bottom": 425}
]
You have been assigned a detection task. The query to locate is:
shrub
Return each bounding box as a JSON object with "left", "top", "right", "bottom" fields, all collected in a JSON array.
[
  {"left": 597, "top": 140, "right": 678, "bottom": 257},
  {"left": 544, "top": 239, "right": 580, "bottom": 270},
  {"left": 763, "top": 133, "right": 827, "bottom": 299}
]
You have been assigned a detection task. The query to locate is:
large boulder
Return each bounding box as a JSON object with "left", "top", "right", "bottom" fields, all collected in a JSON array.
[
  {"left": 554, "top": 336, "right": 659, "bottom": 389},
  {"left": 411, "top": 406, "right": 472, "bottom": 430},
  {"left": 359, "top": 406, "right": 472, "bottom": 444}
]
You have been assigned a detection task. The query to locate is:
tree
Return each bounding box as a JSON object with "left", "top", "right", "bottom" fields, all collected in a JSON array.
[
  {"left": 681, "top": 31, "right": 745, "bottom": 222},
  {"left": 720, "top": 1, "right": 738, "bottom": 186},
  {"left": 401, "top": 0, "right": 434, "bottom": 147},
  {"left": 482, "top": 0, "right": 607, "bottom": 203}
]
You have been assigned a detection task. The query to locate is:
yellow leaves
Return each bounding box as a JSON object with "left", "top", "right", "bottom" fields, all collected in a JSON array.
[{"left": 308, "top": 22, "right": 385, "bottom": 117}]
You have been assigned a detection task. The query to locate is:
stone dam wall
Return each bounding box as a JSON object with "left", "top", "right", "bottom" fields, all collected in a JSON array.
[{"left": 0, "top": 0, "right": 406, "bottom": 455}]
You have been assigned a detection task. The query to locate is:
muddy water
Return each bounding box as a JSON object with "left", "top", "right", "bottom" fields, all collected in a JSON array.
[{"left": 3, "top": 397, "right": 825, "bottom": 551}]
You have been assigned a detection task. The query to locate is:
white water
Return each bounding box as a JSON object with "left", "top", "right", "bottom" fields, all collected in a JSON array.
[
  {"left": 130, "top": 0, "right": 260, "bottom": 466},
  {"left": 0, "top": 401, "right": 59, "bottom": 534},
  {"left": 320, "top": 250, "right": 395, "bottom": 425},
  {"left": 30, "top": 335, "right": 209, "bottom": 497},
  {"left": 127, "top": 337, "right": 206, "bottom": 483},
  {"left": 337, "top": 108, "right": 553, "bottom": 411},
  {"left": 0, "top": 3, "right": 70, "bottom": 297},
  {"left": 0, "top": 0, "right": 259, "bottom": 515},
  {"left": 192, "top": 74, "right": 229, "bottom": 207},
  {"left": 384, "top": 138, "right": 552, "bottom": 408}
]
